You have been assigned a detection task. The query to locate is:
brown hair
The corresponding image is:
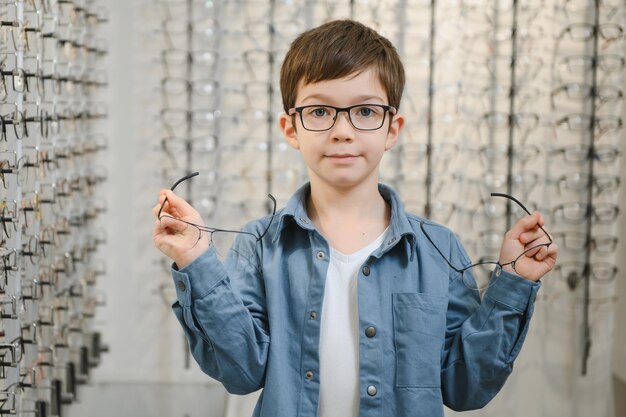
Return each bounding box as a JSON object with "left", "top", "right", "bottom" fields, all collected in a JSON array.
[{"left": 280, "top": 19, "right": 405, "bottom": 112}]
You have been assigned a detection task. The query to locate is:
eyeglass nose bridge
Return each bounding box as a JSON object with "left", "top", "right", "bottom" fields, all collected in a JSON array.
[{"left": 330, "top": 108, "right": 356, "bottom": 131}]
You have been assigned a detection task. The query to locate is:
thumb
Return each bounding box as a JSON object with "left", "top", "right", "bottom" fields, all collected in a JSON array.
[
  {"left": 163, "top": 190, "right": 196, "bottom": 218},
  {"left": 506, "top": 211, "right": 542, "bottom": 239}
]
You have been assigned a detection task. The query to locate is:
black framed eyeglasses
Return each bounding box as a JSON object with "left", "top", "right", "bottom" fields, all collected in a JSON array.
[
  {"left": 420, "top": 192, "right": 553, "bottom": 291},
  {"left": 158, "top": 171, "right": 277, "bottom": 251},
  {"left": 288, "top": 103, "right": 397, "bottom": 131}
]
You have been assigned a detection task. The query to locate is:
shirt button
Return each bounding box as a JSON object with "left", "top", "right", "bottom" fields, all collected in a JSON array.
[
  {"left": 362, "top": 265, "right": 370, "bottom": 276},
  {"left": 365, "top": 326, "right": 376, "bottom": 338},
  {"left": 305, "top": 371, "right": 314, "bottom": 380},
  {"left": 177, "top": 281, "right": 186, "bottom": 291},
  {"left": 309, "top": 311, "right": 317, "bottom": 320},
  {"left": 367, "top": 385, "right": 377, "bottom": 396},
  {"left": 316, "top": 251, "right": 325, "bottom": 260}
]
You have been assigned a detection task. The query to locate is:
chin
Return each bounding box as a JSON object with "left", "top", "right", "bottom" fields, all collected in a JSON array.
[{"left": 325, "top": 176, "right": 371, "bottom": 189}]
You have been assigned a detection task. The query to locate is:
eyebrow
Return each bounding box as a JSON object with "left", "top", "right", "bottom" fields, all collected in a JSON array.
[{"left": 299, "top": 94, "right": 386, "bottom": 104}]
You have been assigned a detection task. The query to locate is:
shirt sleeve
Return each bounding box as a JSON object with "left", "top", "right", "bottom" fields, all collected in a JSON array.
[
  {"left": 170, "top": 231, "right": 270, "bottom": 395},
  {"left": 440, "top": 233, "right": 541, "bottom": 411}
]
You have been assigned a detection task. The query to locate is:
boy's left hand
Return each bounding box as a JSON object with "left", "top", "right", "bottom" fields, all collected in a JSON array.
[{"left": 498, "top": 211, "right": 558, "bottom": 282}]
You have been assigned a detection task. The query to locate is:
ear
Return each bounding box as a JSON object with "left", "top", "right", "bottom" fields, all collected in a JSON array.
[
  {"left": 279, "top": 113, "right": 300, "bottom": 150},
  {"left": 384, "top": 113, "right": 404, "bottom": 151}
]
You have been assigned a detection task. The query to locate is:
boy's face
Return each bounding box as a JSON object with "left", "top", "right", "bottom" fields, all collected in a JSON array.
[{"left": 279, "top": 67, "right": 404, "bottom": 190}]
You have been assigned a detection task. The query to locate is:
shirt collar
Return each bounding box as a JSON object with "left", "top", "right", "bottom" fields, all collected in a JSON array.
[
  {"left": 376, "top": 183, "right": 417, "bottom": 261},
  {"left": 272, "top": 183, "right": 315, "bottom": 240},
  {"left": 272, "top": 183, "right": 417, "bottom": 260}
]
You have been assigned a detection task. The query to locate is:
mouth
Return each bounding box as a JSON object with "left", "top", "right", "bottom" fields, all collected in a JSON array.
[{"left": 327, "top": 154, "right": 359, "bottom": 158}]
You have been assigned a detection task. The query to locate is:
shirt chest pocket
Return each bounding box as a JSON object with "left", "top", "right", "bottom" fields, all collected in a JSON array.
[{"left": 392, "top": 292, "right": 448, "bottom": 388}]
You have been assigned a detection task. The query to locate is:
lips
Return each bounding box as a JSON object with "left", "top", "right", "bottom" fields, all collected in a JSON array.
[{"left": 327, "top": 154, "right": 358, "bottom": 158}]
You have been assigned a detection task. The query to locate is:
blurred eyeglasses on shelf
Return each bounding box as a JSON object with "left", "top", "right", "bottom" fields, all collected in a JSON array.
[
  {"left": 551, "top": 83, "right": 623, "bottom": 109},
  {"left": 555, "top": 113, "right": 623, "bottom": 139},
  {"left": 550, "top": 144, "right": 621, "bottom": 165},
  {"left": 553, "top": 261, "right": 618, "bottom": 290},
  {"left": 556, "top": 0, "right": 624, "bottom": 22},
  {"left": 555, "top": 54, "right": 625, "bottom": 83},
  {"left": 553, "top": 231, "right": 618, "bottom": 254},
  {"left": 550, "top": 172, "right": 621, "bottom": 196},
  {"left": 551, "top": 202, "right": 620, "bottom": 224},
  {"left": 476, "top": 143, "right": 542, "bottom": 167}
]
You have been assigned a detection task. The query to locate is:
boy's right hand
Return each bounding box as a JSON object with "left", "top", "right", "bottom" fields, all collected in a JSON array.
[{"left": 152, "top": 189, "right": 210, "bottom": 269}]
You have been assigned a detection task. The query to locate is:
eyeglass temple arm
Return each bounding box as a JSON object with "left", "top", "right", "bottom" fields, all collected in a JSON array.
[
  {"left": 171, "top": 171, "right": 199, "bottom": 190},
  {"left": 419, "top": 221, "right": 465, "bottom": 274},
  {"left": 157, "top": 171, "right": 200, "bottom": 218},
  {"left": 490, "top": 192, "right": 552, "bottom": 244},
  {"left": 159, "top": 171, "right": 277, "bottom": 242},
  {"left": 258, "top": 194, "right": 277, "bottom": 240}
]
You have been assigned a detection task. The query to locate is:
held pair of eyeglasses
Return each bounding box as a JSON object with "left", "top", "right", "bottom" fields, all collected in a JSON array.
[
  {"left": 420, "top": 193, "right": 553, "bottom": 290},
  {"left": 157, "top": 172, "right": 276, "bottom": 250}
]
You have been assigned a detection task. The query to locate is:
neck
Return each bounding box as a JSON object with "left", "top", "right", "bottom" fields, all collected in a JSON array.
[{"left": 306, "top": 176, "right": 389, "bottom": 229}]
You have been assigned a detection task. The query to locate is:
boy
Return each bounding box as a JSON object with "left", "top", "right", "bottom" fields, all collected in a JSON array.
[{"left": 152, "top": 20, "right": 558, "bottom": 417}]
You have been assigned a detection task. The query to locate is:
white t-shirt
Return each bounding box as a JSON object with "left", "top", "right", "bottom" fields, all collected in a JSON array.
[{"left": 317, "top": 229, "right": 388, "bottom": 417}]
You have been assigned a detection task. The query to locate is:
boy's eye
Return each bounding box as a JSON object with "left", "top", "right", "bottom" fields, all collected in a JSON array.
[
  {"left": 307, "top": 107, "right": 331, "bottom": 117},
  {"left": 354, "top": 106, "right": 379, "bottom": 117}
]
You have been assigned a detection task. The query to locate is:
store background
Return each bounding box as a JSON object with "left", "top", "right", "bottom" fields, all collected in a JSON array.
[{"left": 17, "top": 0, "right": 623, "bottom": 416}]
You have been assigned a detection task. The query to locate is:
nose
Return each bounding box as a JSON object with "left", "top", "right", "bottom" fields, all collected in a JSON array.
[{"left": 330, "top": 110, "right": 355, "bottom": 142}]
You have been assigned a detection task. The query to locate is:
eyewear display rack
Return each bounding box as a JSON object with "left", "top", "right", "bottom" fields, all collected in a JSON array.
[{"left": 0, "top": 1, "right": 109, "bottom": 416}]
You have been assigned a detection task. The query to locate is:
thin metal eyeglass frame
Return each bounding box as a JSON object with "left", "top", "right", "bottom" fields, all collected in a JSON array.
[
  {"left": 158, "top": 171, "right": 277, "bottom": 246},
  {"left": 288, "top": 104, "right": 397, "bottom": 131},
  {"left": 420, "top": 192, "right": 553, "bottom": 282}
]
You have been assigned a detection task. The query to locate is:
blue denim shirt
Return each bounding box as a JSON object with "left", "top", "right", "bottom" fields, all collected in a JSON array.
[{"left": 171, "top": 183, "right": 541, "bottom": 417}]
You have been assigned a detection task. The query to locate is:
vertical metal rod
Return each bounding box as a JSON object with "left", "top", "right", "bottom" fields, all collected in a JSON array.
[
  {"left": 183, "top": 0, "right": 194, "bottom": 370},
  {"left": 185, "top": 0, "right": 193, "bottom": 205},
  {"left": 506, "top": 0, "right": 520, "bottom": 231},
  {"left": 267, "top": 0, "right": 276, "bottom": 208},
  {"left": 581, "top": 0, "right": 601, "bottom": 377},
  {"left": 424, "top": 0, "right": 437, "bottom": 218},
  {"left": 396, "top": 0, "right": 407, "bottom": 193},
  {"left": 487, "top": 2, "right": 500, "bottom": 171}
]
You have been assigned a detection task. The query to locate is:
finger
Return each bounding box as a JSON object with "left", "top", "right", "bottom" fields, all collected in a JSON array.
[
  {"left": 506, "top": 211, "right": 542, "bottom": 239},
  {"left": 520, "top": 228, "right": 547, "bottom": 244},
  {"left": 153, "top": 200, "right": 172, "bottom": 219},
  {"left": 546, "top": 241, "right": 559, "bottom": 260},
  {"left": 160, "top": 200, "right": 184, "bottom": 219},
  {"left": 152, "top": 192, "right": 170, "bottom": 216},
  {"left": 157, "top": 190, "right": 168, "bottom": 207},
  {"left": 164, "top": 190, "right": 196, "bottom": 217},
  {"left": 153, "top": 219, "right": 178, "bottom": 254},
  {"left": 153, "top": 219, "right": 171, "bottom": 252},
  {"left": 519, "top": 226, "right": 552, "bottom": 245},
  {"left": 535, "top": 242, "right": 558, "bottom": 265},
  {"left": 153, "top": 218, "right": 166, "bottom": 239},
  {"left": 524, "top": 244, "right": 543, "bottom": 258},
  {"left": 533, "top": 245, "right": 548, "bottom": 261},
  {"left": 152, "top": 202, "right": 164, "bottom": 218},
  {"left": 159, "top": 214, "right": 191, "bottom": 233}
]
